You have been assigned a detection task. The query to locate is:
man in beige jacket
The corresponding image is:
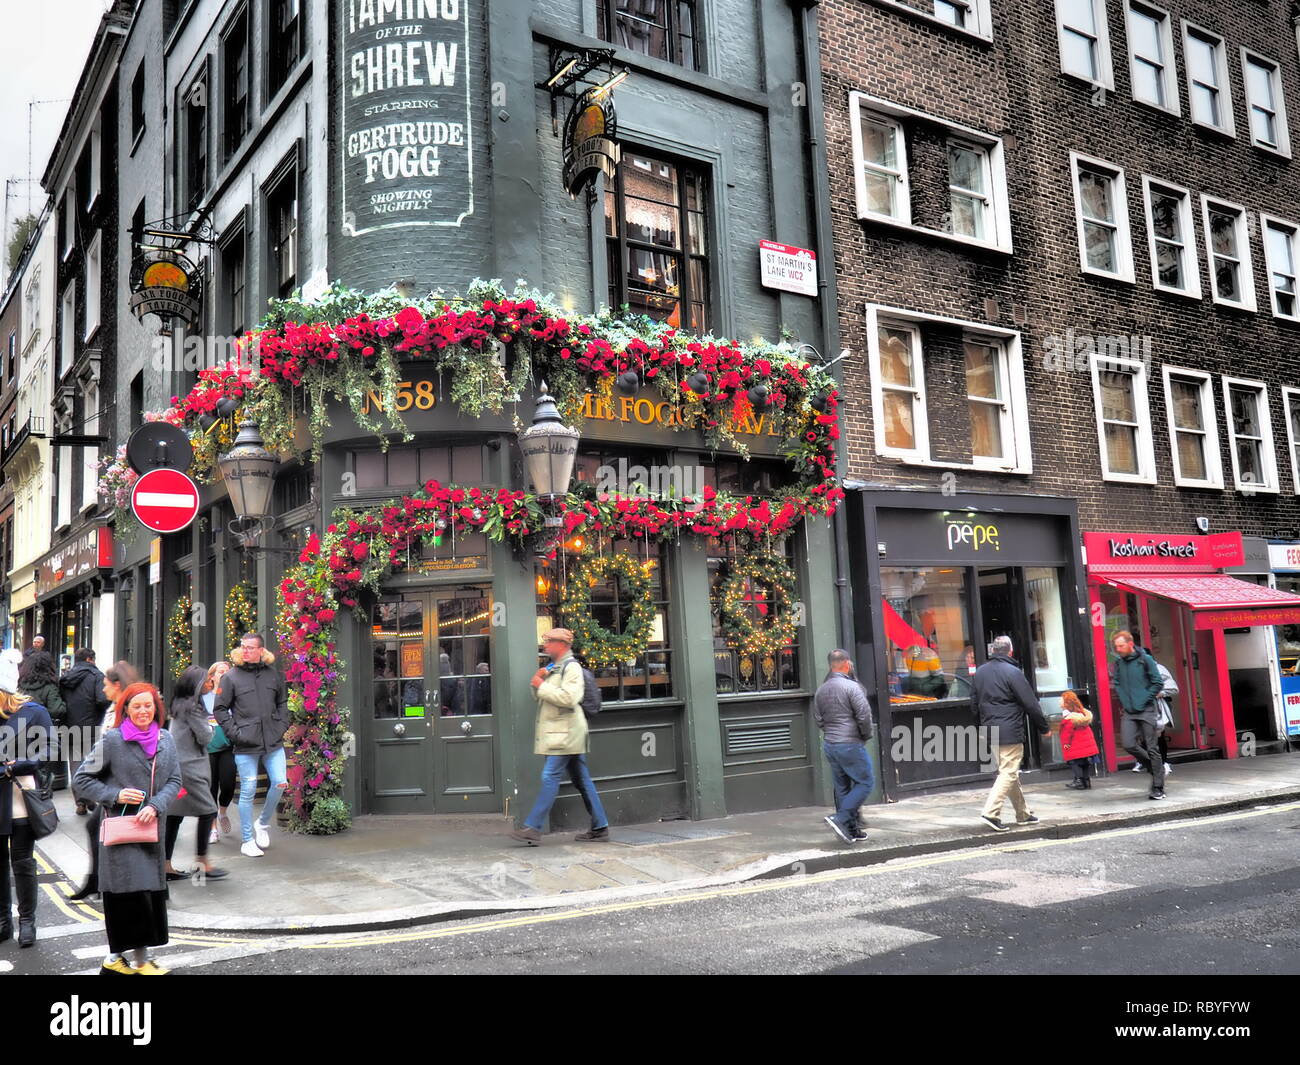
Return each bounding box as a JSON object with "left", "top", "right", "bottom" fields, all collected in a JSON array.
[{"left": 510, "top": 628, "right": 610, "bottom": 845}]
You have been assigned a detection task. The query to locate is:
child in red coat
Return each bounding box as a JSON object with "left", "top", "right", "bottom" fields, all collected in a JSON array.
[{"left": 1060, "top": 690, "right": 1099, "bottom": 790}]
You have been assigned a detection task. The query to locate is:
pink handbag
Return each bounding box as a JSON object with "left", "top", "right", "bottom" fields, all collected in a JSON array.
[{"left": 99, "top": 757, "right": 160, "bottom": 846}]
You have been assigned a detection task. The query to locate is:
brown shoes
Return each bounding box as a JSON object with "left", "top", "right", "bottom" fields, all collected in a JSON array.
[
  {"left": 574, "top": 827, "right": 610, "bottom": 842},
  {"left": 509, "top": 826, "right": 542, "bottom": 845}
]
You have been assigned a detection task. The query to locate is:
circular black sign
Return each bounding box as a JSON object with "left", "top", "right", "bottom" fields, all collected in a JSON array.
[{"left": 126, "top": 422, "right": 194, "bottom": 475}]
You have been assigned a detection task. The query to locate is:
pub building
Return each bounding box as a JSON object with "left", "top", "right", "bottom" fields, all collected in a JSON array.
[
  {"left": 1084, "top": 531, "right": 1300, "bottom": 768},
  {"left": 846, "top": 492, "right": 1093, "bottom": 795}
]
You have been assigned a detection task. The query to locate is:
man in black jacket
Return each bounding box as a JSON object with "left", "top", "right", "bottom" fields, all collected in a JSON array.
[
  {"left": 972, "top": 636, "right": 1050, "bottom": 832},
  {"left": 214, "top": 633, "right": 289, "bottom": 858},
  {"left": 813, "top": 649, "right": 874, "bottom": 844},
  {"left": 58, "top": 649, "right": 111, "bottom": 815}
]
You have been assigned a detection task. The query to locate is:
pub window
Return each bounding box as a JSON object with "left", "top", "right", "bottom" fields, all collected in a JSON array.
[
  {"left": 223, "top": 9, "right": 251, "bottom": 160},
  {"left": 709, "top": 537, "right": 801, "bottom": 695},
  {"left": 536, "top": 540, "right": 673, "bottom": 704},
  {"left": 604, "top": 151, "right": 710, "bottom": 333},
  {"left": 351, "top": 444, "right": 485, "bottom": 492},
  {"left": 130, "top": 61, "right": 145, "bottom": 146},
  {"left": 267, "top": 167, "right": 298, "bottom": 299},
  {"left": 219, "top": 222, "right": 247, "bottom": 336},
  {"left": 268, "top": 0, "right": 304, "bottom": 99},
  {"left": 185, "top": 75, "right": 208, "bottom": 213},
  {"left": 597, "top": 1, "right": 699, "bottom": 70},
  {"left": 880, "top": 566, "right": 971, "bottom": 704},
  {"left": 273, "top": 464, "right": 312, "bottom": 513}
]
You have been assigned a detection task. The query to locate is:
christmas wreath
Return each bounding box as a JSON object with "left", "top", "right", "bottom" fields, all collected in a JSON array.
[
  {"left": 225, "top": 582, "right": 260, "bottom": 652},
  {"left": 168, "top": 594, "right": 193, "bottom": 680},
  {"left": 719, "top": 554, "right": 798, "bottom": 657},
  {"left": 562, "top": 554, "right": 657, "bottom": 669}
]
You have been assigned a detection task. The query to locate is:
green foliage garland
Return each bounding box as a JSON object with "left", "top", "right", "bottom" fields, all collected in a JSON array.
[
  {"left": 562, "top": 554, "right": 657, "bottom": 669},
  {"left": 168, "top": 594, "right": 193, "bottom": 680},
  {"left": 719, "top": 554, "right": 799, "bottom": 658},
  {"left": 225, "top": 582, "right": 259, "bottom": 653}
]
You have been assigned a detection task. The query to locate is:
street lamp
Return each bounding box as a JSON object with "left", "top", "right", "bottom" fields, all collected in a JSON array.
[
  {"left": 219, "top": 418, "right": 277, "bottom": 548},
  {"left": 518, "top": 382, "right": 580, "bottom": 528}
]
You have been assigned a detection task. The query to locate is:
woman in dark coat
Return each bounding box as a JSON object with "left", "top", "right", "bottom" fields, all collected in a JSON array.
[
  {"left": 17, "top": 651, "right": 66, "bottom": 723},
  {"left": 73, "top": 682, "right": 182, "bottom": 975},
  {"left": 163, "top": 666, "right": 226, "bottom": 882},
  {"left": 0, "top": 648, "right": 55, "bottom": 947}
]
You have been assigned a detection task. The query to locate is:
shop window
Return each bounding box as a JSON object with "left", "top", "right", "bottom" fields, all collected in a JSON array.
[
  {"left": 867, "top": 306, "right": 1031, "bottom": 472},
  {"left": 223, "top": 10, "right": 251, "bottom": 160},
  {"left": 597, "top": 1, "right": 698, "bottom": 70},
  {"left": 880, "top": 566, "right": 971, "bottom": 705},
  {"left": 1201, "top": 197, "right": 1256, "bottom": 311},
  {"left": 603, "top": 151, "right": 710, "bottom": 332},
  {"left": 352, "top": 444, "right": 484, "bottom": 492},
  {"left": 1223, "top": 377, "right": 1279, "bottom": 493},
  {"left": 1183, "top": 23, "right": 1233, "bottom": 135},
  {"left": 709, "top": 539, "right": 799, "bottom": 695},
  {"left": 850, "top": 93, "right": 1012, "bottom": 252},
  {"left": 536, "top": 541, "right": 672, "bottom": 704},
  {"left": 1090, "top": 354, "right": 1156, "bottom": 483},
  {"left": 1274, "top": 574, "right": 1300, "bottom": 671},
  {"left": 1054, "top": 0, "right": 1113, "bottom": 87},
  {"left": 1141, "top": 176, "right": 1201, "bottom": 298},
  {"left": 1162, "top": 367, "right": 1223, "bottom": 489},
  {"left": 268, "top": 0, "right": 304, "bottom": 99},
  {"left": 1070, "top": 152, "right": 1135, "bottom": 282}
]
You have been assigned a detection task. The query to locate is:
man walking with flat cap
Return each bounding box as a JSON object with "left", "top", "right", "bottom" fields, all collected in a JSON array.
[{"left": 510, "top": 628, "right": 610, "bottom": 846}]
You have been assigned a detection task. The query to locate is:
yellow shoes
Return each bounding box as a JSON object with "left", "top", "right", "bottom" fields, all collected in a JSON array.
[
  {"left": 100, "top": 957, "right": 137, "bottom": 975},
  {"left": 134, "top": 960, "right": 170, "bottom": 975}
]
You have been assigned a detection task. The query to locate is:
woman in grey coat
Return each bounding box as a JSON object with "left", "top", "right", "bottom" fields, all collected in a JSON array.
[
  {"left": 163, "top": 666, "right": 227, "bottom": 882},
  {"left": 73, "top": 682, "right": 182, "bottom": 975}
]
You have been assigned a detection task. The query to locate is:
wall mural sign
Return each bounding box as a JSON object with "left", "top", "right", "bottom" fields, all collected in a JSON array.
[
  {"left": 128, "top": 248, "right": 203, "bottom": 325},
  {"left": 340, "top": 0, "right": 474, "bottom": 234}
]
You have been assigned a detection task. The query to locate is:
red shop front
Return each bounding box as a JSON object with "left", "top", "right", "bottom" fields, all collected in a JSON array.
[{"left": 1085, "top": 531, "right": 1300, "bottom": 768}]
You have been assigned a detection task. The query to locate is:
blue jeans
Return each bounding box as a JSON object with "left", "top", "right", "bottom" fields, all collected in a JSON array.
[
  {"left": 823, "top": 741, "right": 875, "bottom": 835},
  {"left": 234, "top": 748, "right": 288, "bottom": 842},
  {"left": 524, "top": 755, "right": 608, "bottom": 832}
]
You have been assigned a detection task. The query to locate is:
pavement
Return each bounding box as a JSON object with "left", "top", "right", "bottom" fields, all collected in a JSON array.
[{"left": 35, "top": 751, "right": 1300, "bottom": 935}]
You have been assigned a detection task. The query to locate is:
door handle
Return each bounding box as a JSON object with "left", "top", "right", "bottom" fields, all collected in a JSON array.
[
  {"left": 393, "top": 722, "right": 406, "bottom": 737},
  {"left": 460, "top": 720, "right": 473, "bottom": 735}
]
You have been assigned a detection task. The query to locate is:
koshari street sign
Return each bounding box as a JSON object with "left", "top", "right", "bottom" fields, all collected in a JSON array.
[
  {"left": 759, "top": 239, "right": 817, "bottom": 297},
  {"left": 131, "top": 468, "right": 200, "bottom": 534}
]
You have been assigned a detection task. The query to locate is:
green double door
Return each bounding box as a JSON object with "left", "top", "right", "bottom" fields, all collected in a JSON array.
[{"left": 368, "top": 584, "right": 498, "bottom": 813}]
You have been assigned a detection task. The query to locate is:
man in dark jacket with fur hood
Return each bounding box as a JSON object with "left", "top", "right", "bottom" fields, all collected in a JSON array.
[
  {"left": 972, "top": 636, "right": 1050, "bottom": 832},
  {"left": 213, "top": 633, "right": 289, "bottom": 858}
]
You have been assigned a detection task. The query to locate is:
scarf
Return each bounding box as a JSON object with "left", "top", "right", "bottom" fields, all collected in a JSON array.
[{"left": 121, "top": 718, "right": 160, "bottom": 759}]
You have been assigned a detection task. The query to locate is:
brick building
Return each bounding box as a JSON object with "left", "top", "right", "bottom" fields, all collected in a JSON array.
[{"left": 820, "top": 0, "right": 1300, "bottom": 795}]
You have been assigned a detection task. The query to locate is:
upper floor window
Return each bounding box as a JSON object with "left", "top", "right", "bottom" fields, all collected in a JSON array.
[
  {"left": 268, "top": 0, "right": 304, "bottom": 99},
  {"left": 934, "top": 0, "right": 970, "bottom": 29},
  {"left": 1162, "top": 367, "right": 1223, "bottom": 488},
  {"left": 223, "top": 10, "right": 251, "bottom": 160},
  {"left": 867, "top": 305, "right": 1032, "bottom": 473},
  {"left": 1141, "top": 176, "right": 1201, "bottom": 298},
  {"left": 84, "top": 118, "right": 102, "bottom": 208},
  {"left": 1091, "top": 354, "right": 1156, "bottom": 483},
  {"left": 1201, "top": 196, "right": 1256, "bottom": 311},
  {"left": 59, "top": 287, "right": 76, "bottom": 379},
  {"left": 185, "top": 76, "right": 208, "bottom": 213},
  {"left": 1055, "top": 0, "right": 1113, "bottom": 88},
  {"left": 1126, "top": 2, "right": 1177, "bottom": 113},
  {"left": 1223, "top": 378, "right": 1279, "bottom": 493},
  {"left": 1069, "top": 152, "right": 1134, "bottom": 281},
  {"left": 267, "top": 167, "right": 298, "bottom": 299},
  {"left": 1183, "top": 23, "right": 1233, "bottom": 135},
  {"left": 1242, "top": 51, "right": 1290, "bottom": 156},
  {"left": 1282, "top": 388, "right": 1300, "bottom": 494},
  {"left": 61, "top": 186, "right": 77, "bottom": 259},
  {"left": 84, "top": 232, "right": 102, "bottom": 340},
  {"left": 1261, "top": 215, "right": 1300, "bottom": 320},
  {"left": 850, "top": 93, "right": 1013, "bottom": 252},
  {"left": 6, "top": 332, "right": 14, "bottom": 384},
  {"left": 603, "top": 151, "right": 710, "bottom": 332},
  {"left": 220, "top": 223, "right": 247, "bottom": 336},
  {"left": 130, "top": 62, "right": 145, "bottom": 146},
  {"left": 597, "top": 1, "right": 698, "bottom": 71}
]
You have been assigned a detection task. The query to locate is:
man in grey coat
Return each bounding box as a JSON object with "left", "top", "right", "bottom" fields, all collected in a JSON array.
[{"left": 813, "top": 649, "right": 875, "bottom": 844}]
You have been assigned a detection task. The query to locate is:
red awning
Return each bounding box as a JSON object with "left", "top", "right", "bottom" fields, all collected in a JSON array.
[{"left": 1109, "top": 574, "right": 1300, "bottom": 630}]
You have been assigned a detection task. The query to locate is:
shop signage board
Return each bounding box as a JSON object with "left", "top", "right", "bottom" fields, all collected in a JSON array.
[
  {"left": 340, "top": 0, "right": 474, "bottom": 235},
  {"left": 1269, "top": 543, "right": 1300, "bottom": 570},
  {"left": 149, "top": 538, "right": 162, "bottom": 586},
  {"left": 1083, "top": 531, "right": 1244, "bottom": 572},
  {"left": 128, "top": 248, "right": 203, "bottom": 326},
  {"left": 875, "top": 508, "right": 1068, "bottom": 565},
  {"left": 132, "top": 468, "right": 200, "bottom": 534},
  {"left": 35, "top": 526, "right": 113, "bottom": 598},
  {"left": 758, "top": 240, "right": 817, "bottom": 297},
  {"left": 1284, "top": 683, "right": 1300, "bottom": 736},
  {"left": 562, "top": 86, "right": 620, "bottom": 197}
]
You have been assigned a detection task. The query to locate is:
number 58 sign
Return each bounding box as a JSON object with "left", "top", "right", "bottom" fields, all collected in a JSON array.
[{"left": 361, "top": 378, "right": 439, "bottom": 415}]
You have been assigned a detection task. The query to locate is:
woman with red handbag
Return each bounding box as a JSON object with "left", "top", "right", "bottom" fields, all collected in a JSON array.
[{"left": 73, "top": 682, "right": 182, "bottom": 975}]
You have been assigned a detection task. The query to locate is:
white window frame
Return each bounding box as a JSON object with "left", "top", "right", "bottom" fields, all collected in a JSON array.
[
  {"left": 80, "top": 383, "right": 99, "bottom": 511},
  {"left": 1241, "top": 49, "right": 1291, "bottom": 157},
  {"left": 866, "top": 304, "right": 1032, "bottom": 473},
  {"left": 61, "top": 187, "right": 75, "bottom": 260},
  {"left": 1141, "top": 175, "right": 1202, "bottom": 298},
  {"left": 1200, "top": 196, "right": 1257, "bottom": 311},
  {"left": 1126, "top": 1, "right": 1179, "bottom": 115},
  {"left": 962, "top": 333, "right": 1016, "bottom": 466},
  {"left": 1223, "top": 376, "right": 1280, "bottom": 493},
  {"left": 59, "top": 286, "right": 75, "bottom": 379},
  {"left": 946, "top": 138, "right": 994, "bottom": 242},
  {"left": 85, "top": 118, "right": 102, "bottom": 210},
  {"left": 1161, "top": 366, "right": 1224, "bottom": 488},
  {"left": 1260, "top": 213, "right": 1300, "bottom": 321},
  {"left": 863, "top": 0, "right": 994, "bottom": 42},
  {"left": 851, "top": 106, "right": 910, "bottom": 226},
  {"left": 1182, "top": 22, "right": 1235, "bottom": 136},
  {"left": 84, "top": 231, "right": 101, "bottom": 340},
  {"left": 1090, "top": 353, "right": 1157, "bottom": 484},
  {"left": 849, "top": 92, "right": 1013, "bottom": 253},
  {"left": 1281, "top": 386, "right": 1300, "bottom": 494},
  {"left": 1054, "top": 0, "right": 1115, "bottom": 89},
  {"left": 1070, "top": 152, "right": 1135, "bottom": 282}
]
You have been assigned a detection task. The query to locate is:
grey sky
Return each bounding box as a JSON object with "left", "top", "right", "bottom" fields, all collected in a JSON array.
[{"left": 0, "top": 0, "right": 111, "bottom": 245}]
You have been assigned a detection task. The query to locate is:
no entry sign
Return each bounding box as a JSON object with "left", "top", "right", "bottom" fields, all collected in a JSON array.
[{"left": 131, "top": 468, "right": 200, "bottom": 533}]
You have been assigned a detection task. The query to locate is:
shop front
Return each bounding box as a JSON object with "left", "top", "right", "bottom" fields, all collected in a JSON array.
[
  {"left": 35, "top": 523, "right": 115, "bottom": 667},
  {"left": 848, "top": 492, "right": 1092, "bottom": 795},
  {"left": 1267, "top": 540, "right": 1300, "bottom": 744},
  {"left": 1085, "top": 531, "right": 1300, "bottom": 768},
  {"left": 317, "top": 365, "right": 840, "bottom": 826}
]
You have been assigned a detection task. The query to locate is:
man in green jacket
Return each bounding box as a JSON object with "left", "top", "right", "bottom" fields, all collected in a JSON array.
[
  {"left": 510, "top": 628, "right": 610, "bottom": 845},
  {"left": 1109, "top": 630, "right": 1167, "bottom": 799}
]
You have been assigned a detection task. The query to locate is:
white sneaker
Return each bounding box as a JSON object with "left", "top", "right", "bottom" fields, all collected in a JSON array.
[
  {"left": 1163, "top": 762, "right": 1173, "bottom": 775},
  {"left": 254, "top": 821, "right": 270, "bottom": 850},
  {"left": 240, "top": 840, "right": 264, "bottom": 858},
  {"left": 209, "top": 827, "right": 221, "bottom": 845},
  {"left": 1131, "top": 763, "right": 1144, "bottom": 772}
]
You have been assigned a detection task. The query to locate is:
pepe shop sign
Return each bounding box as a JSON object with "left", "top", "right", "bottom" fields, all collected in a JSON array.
[
  {"left": 945, "top": 517, "right": 1000, "bottom": 553},
  {"left": 340, "top": 0, "right": 473, "bottom": 234}
]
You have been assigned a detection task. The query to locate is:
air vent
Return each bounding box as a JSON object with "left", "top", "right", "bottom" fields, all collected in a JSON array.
[{"left": 726, "top": 722, "right": 792, "bottom": 755}]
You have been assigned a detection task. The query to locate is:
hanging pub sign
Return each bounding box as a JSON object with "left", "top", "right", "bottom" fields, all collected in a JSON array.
[
  {"left": 128, "top": 248, "right": 203, "bottom": 325},
  {"left": 340, "top": 0, "right": 474, "bottom": 235},
  {"left": 562, "top": 86, "right": 620, "bottom": 197}
]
